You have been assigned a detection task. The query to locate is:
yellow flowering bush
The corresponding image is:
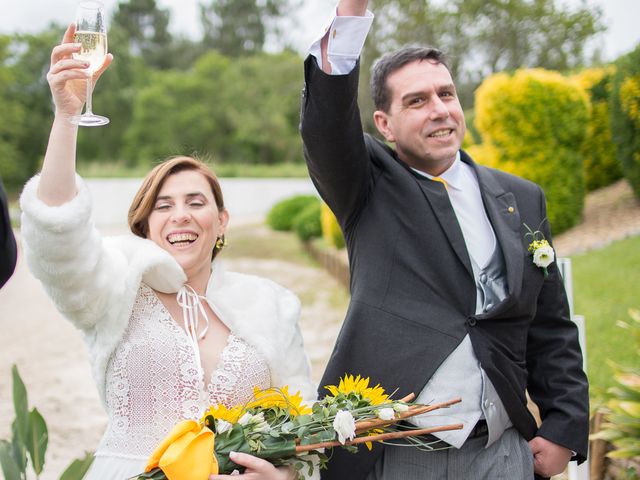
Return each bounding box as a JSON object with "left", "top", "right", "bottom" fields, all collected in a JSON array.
[
  {"left": 571, "top": 67, "right": 622, "bottom": 191},
  {"left": 610, "top": 44, "right": 640, "bottom": 199},
  {"left": 320, "top": 202, "right": 345, "bottom": 249},
  {"left": 473, "top": 68, "right": 589, "bottom": 233}
]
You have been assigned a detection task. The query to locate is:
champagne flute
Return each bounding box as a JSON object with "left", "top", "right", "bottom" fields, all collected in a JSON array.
[{"left": 70, "top": 0, "right": 109, "bottom": 126}]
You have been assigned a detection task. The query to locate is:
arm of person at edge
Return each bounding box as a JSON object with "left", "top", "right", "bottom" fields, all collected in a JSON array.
[
  {"left": 0, "top": 179, "right": 17, "bottom": 288},
  {"left": 525, "top": 192, "right": 589, "bottom": 477},
  {"left": 309, "top": 2, "right": 580, "bottom": 478}
]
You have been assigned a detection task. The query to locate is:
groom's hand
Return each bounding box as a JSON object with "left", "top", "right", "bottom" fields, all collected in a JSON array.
[
  {"left": 528, "top": 436, "right": 572, "bottom": 477},
  {"left": 336, "top": 0, "right": 369, "bottom": 16}
]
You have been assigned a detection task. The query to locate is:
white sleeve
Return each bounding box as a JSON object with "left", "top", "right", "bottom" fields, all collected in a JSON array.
[
  {"left": 19, "top": 174, "right": 127, "bottom": 331},
  {"left": 309, "top": 8, "right": 374, "bottom": 75}
]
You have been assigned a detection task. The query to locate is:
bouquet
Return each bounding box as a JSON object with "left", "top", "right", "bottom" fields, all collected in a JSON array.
[{"left": 133, "top": 374, "right": 463, "bottom": 479}]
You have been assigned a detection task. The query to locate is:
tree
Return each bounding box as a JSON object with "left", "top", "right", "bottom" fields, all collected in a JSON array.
[
  {"left": 4, "top": 27, "right": 61, "bottom": 189},
  {"left": 360, "top": 0, "right": 604, "bottom": 117},
  {"left": 75, "top": 23, "right": 151, "bottom": 164},
  {"left": 200, "top": 0, "right": 290, "bottom": 56},
  {"left": 111, "top": 0, "right": 174, "bottom": 69},
  {"left": 0, "top": 36, "right": 27, "bottom": 189},
  {"left": 123, "top": 51, "right": 233, "bottom": 165}
]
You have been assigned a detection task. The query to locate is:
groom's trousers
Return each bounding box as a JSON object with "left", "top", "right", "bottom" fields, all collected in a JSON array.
[{"left": 365, "top": 427, "right": 534, "bottom": 480}]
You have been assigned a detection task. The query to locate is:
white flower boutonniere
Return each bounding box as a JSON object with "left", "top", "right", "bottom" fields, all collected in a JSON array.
[{"left": 524, "top": 222, "right": 555, "bottom": 277}]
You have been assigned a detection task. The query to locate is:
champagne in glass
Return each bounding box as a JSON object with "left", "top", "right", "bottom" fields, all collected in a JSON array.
[{"left": 71, "top": 0, "right": 109, "bottom": 126}]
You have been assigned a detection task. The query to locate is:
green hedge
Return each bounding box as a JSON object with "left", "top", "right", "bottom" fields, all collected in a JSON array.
[
  {"left": 471, "top": 68, "right": 589, "bottom": 234},
  {"left": 572, "top": 67, "right": 623, "bottom": 191},
  {"left": 266, "top": 195, "right": 319, "bottom": 231},
  {"left": 610, "top": 44, "right": 640, "bottom": 199},
  {"left": 293, "top": 201, "right": 322, "bottom": 241}
]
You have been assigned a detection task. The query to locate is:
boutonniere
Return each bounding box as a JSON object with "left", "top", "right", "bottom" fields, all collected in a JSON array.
[{"left": 524, "top": 221, "right": 555, "bottom": 277}]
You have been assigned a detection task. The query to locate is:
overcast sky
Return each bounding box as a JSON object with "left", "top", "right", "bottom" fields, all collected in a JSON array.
[{"left": 1, "top": 0, "right": 638, "bottom": 60}]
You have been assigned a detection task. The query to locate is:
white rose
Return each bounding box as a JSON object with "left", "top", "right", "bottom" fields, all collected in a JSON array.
[
  {"left": 533, "top": 244, "right": 555, "bottom": 268},
  {"left": 238, "top": 412, "right": 253, "bottom": 425},
  {"left": 216, "top": 419, "right": 233, "bottom": 433},
  {"left": 393, "top": 403, "right": 409, "bottom": 413},
  {"left": 333, "top": 410, "right": 356, "bottom": 445},
  {"left": 376, "top": 408, "right": 395, "bottom": 421}
]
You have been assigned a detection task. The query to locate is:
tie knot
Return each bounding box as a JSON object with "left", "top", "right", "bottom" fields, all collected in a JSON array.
[{"left": 431, "top": 176, "right": 448, "bottom": 189}]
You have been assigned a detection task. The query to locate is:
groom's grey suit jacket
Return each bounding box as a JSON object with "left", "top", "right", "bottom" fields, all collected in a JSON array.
[{"left": 300, "top": 56, "right": 589, "bottom": 480}]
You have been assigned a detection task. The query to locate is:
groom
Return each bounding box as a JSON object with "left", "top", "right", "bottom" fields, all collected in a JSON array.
[{"left": 300, "top": 1, "right": 589, "bottom": 479}]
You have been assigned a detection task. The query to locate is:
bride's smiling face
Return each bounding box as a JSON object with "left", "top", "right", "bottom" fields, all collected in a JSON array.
[{"left": 147, "top": 170, "right": 229, "bottom": 279}]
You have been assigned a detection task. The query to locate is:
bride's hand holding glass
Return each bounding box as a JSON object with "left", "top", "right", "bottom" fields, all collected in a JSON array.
[{"left": 46, "top": 23, "right": 112, "bottom": 123}]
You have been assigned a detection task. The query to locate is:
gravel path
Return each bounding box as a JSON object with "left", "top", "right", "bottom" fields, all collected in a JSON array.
[{"left": 554, "top": 179, "right": 640, "bottom": 257}]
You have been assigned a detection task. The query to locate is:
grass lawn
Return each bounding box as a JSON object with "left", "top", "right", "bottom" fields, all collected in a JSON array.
[{"left": 571, "top": 235, "right": 640, "bottom": 405}]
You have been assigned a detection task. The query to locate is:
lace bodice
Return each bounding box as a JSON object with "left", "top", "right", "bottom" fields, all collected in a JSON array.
[{"left": 97, "top": 283, "right": 271, "bottom": 459}]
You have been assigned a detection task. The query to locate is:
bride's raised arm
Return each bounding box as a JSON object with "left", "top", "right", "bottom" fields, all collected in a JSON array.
[{"left": 38, "top": 23, "right": 112, "bottom": 206}]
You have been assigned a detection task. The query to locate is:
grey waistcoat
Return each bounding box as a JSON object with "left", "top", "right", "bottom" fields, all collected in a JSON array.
[{"left": 411, "top": 243, "right": 513, "bottom": 448}]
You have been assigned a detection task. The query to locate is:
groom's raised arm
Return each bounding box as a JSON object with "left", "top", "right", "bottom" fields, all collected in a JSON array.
[{"left": 300, "top": 1, "right": 375, "bottom": 230}]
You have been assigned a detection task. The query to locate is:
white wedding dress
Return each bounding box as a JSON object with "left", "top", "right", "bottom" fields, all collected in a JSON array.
[{"left": 84, "top": 283, "right": 271, "bottom": 479}]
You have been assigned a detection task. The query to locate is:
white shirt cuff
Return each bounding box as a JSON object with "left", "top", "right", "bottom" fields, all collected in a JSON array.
[{"left": 308, "top": 8, "right": 374, "bottom": 75}]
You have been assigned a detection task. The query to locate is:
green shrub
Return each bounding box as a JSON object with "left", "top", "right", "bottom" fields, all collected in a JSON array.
[
  {"left": 462, "top": 109, "right": 480, "bottom": 149},
  {"left": 572, "top": 67, "right": 623, "bottom": 191},
  {"left": 320, "top": 203, "right": 345, "bottom": 249},
  {"left": 610, "top": 44, "right": 640, "bottom": 199},
  {"left": 266, "top": 195, "right": 319, "bottom": 231},
  {"left": 293, "top": 201, "right": 322, "bottom": 241},
  {"left": 473, "top": 68, "right": 589, "bottom": 233}
]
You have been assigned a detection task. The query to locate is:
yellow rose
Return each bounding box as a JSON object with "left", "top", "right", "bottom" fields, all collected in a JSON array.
[{"left": 145, "top": 419, "right": 218, "bottom": 480}]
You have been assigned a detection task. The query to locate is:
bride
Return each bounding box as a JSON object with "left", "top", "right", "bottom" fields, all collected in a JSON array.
[{"left": 20, "top": 24, "right": 316, "bottom": 480}]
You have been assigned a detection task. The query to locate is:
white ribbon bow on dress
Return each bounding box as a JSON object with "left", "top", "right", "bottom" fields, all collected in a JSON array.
[{"left": 176, "top": 284, "right": 211, "bottom": 371}]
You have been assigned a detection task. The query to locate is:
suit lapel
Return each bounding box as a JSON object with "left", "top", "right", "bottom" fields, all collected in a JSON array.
[
  {"left": 469, "top": 157, "right": 524, "bottom": 301},
  {"left": 415, "top": 177, "right": 475, "bottom": 279}
]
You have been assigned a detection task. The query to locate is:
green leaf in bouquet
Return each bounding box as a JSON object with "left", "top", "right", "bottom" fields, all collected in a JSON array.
[
  {"left": 255, "top": 434, "right": 296, "bottom": 460},
  {"left": 300, "top": 430, "right": 335, "bottom": 445},
  {"left": 293, "top": 414, "right": 314, "bottom": 426},
  {"left": 27, "top": 407, "right": 48, "bottom": 474},
  {"left": 11, "top": 365, "right": 29, "bottom": 446},
  {"left": 280, "top": 421, "right": 295, "bottom": 433},
  {"left": 129, "top": 466, "right": 166, "bottom": 480},
  {"left": 214, "top": 424, "right": 253, "bottom": 474},
  {"left": 60, "top": 451, "right": 95, "bottom": 480},
  {"left": 296, "top": 425, "right": 310, "bottom": 439}
]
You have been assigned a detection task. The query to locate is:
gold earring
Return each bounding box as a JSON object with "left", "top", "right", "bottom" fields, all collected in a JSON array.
[{"left": 215, "top": 236, "right": 226, "bottom": 250}]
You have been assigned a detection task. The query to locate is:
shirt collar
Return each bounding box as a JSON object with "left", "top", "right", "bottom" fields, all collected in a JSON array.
[{"left": 412, "top": 151, "right": 464, "bottom": 191}]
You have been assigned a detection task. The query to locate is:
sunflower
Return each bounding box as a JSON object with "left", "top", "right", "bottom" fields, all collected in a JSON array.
[
  {"left": 246, "top": 386, "right": 312, "bottom": 416},
  {"left": 201, "top": 403, "right": 244, "bottom": 425},
  {"left": 325, "top": 374, "right": 389, "bottom": 406}
]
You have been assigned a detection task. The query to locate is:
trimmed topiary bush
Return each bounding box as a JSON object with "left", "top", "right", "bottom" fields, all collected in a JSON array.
[
  {"left": 572, "top": 67, "right": 622, "bottom": 191},
  {"left": 610, "top": 44, "right": 640, "bottom": 199},
  {"left": 473, "top": 68, "right": 589, "bottom": 234},
  {"left": 320, "top": 203, "right": 345, "bottom": 249},
  {"left": 293, "top": 201, "right": 322, "bottom": 241},
  {"left": 266, "top": 195, "right": 319, "bottom": 231}
]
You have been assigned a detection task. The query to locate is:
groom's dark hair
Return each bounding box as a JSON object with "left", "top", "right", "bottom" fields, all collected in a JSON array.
[{"left": 370, "top": 46, "right": 451, "bottom": 113}]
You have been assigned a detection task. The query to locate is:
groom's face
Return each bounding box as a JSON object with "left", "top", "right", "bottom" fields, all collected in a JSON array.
[{"left": 373, "top": 59, "right": 466, "bottom": 176}]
